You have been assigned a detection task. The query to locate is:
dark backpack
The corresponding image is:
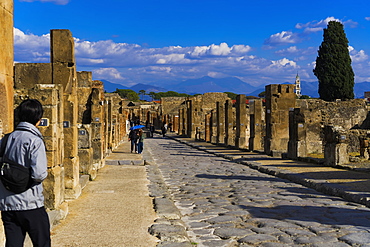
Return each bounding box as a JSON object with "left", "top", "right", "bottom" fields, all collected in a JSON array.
[{"left": 0, "top": 132, "right": 32, "bottom": 194}]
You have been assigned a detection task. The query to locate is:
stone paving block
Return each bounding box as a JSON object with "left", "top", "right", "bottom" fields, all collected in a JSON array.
[
  {"left": 213, "top": 227, "right": 255, "bottom": 239},
  {"left": 339, "top": 232, "right": 370, "bottom": 245},
  {"left": 149, "top": 224, "right": 189, "bottom": 243},
  {"left": 238, "top": 234, "right": 277, "bottom": 245},
  {"left": 206, "top": 215, "right": 243, "bottom": 224}
]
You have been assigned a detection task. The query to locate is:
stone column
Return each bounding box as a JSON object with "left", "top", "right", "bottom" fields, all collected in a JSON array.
[
  {"left": 249, "top": 99, "right": 264, "bottom": 151},
  {"left": 264, "top": 84, "right": 296, "bottom": 156},
  {"left": 76, "top": 71, "right": 95, "bottom": 179},
  {"left": 91, "top": 81, "right": 105, "bottom": 171},
  {"left": 0, "top": 0, "right": 14, "bottom": 136},
  {"left": 235, "top": 94, "right": 247, "bottom": 149},
  {"left": 186, "top": 99, "right": 196, "bottom": 138},
  {"left": 51, "top": 29, "right": 81, "bottom": 199},
  {"left": 216, "top": 101, "right": 225, "bottom": 145},
  {"left": 324, "top": 125, "right": 349, "bottom": 166},
  {"left": 173, "top": 115, "right": 179, "bottom": 133},
  {"left": 210, "top": 109, "right": 217, "bottom": 144},
  {"left": 205, "top": 113, "right": 211, "bottom": 142},
  {"left": 224, "top": 100, "right": 234, "bottom": 146},
  {"left": 287, "top": 108, "right": 306, "bottom": 159}
]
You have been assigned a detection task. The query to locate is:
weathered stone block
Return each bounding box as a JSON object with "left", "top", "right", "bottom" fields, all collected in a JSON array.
[
  {"left": 51, "top": 29, "right": 75, "bottom": 65},
  {"left": 43, "top": 166, "right": 65, "bottom": 210},
  {"left": 14, "top": 63, "right": 52, "bottom": 89}
]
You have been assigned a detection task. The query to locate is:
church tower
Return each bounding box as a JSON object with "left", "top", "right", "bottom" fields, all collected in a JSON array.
[{"left": 294, "top": 73, "right": 301, "bottom": 97}]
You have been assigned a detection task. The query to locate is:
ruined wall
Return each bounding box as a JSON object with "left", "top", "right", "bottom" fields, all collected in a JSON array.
[
  {"left": 186, "top": 93, "right": 229, "bottom": 139},
  {"left": 161, "top": 97, "right": 187, "bottom": 115},
  {"left": 0, "top": 0, "right": 14, "bottom": 136},
  {"left": 288, "top": 99, "right": 369, "bottom": 159}
]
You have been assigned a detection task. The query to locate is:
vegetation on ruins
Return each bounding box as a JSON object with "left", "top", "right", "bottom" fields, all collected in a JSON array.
[
  {"left": 139, "top": 90, "right": 146, "bottom": 100},
  {"left": 148, "top": 91, "right": 192, "bottom": 100},
  {"left": 313, "top": 21, "right": 354, "bottom": 101},
  {"left": 114, "top": 89, "right": 140, "bottom": 101},
  {"left": 224, "top": 92, "right": 238, "bottom": 100}
]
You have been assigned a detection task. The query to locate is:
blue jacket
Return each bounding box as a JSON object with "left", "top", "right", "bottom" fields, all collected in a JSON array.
[{"left": 0, "top": 122, "right": 48, "bottom": 211}]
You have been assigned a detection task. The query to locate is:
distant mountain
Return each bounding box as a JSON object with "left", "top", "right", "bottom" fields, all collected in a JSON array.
[
  {"left": 300, "top": 81, "right": 319, "bottom": 98},
  {"left": 354, "top": 81, "right": 370, "bottom": 98},
  {"left": 130, "top": 83, "right": 167, "bottom": 93},
  {"left": 169, "top": 76, "right": 257, "bottom": 95},
  {"left": 101, "top": 78, "right": 369, "bottom": 99},
  {"left": 100, "top": 80, "right": 128, "bottom": 93}
]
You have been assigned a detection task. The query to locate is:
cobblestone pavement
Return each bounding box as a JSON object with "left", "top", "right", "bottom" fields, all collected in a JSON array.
[{"left": 145, "top": 135, "right": 370, "bottom": 247}]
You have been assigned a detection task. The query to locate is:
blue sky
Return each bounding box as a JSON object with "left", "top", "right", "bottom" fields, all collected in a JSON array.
[{"left": 13, "top": 0, "right": 370, "bottom": 90}]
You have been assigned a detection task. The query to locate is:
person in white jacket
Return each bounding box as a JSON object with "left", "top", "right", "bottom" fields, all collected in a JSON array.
[{"left": 0, "top": 99, "right": 50, "bottom": 247}]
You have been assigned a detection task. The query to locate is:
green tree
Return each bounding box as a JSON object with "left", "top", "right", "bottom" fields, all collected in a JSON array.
[
  {"left": 313, "top": 21, "right": 354, "bottom": 101},
  {"left": 114, "top": 89, "right": 140, "bottom": 101},
  {"left": 148, "top": 91, "right": 156, "bottom": 101},
  {"left": 258, "top": 91, "right": 265, "bottom": 98},
  {"left": 139, "top": 90, "right": 146, "bottom": 100},
  {"left": 224, "top": 92, "right": 237, "bottom": 100}
]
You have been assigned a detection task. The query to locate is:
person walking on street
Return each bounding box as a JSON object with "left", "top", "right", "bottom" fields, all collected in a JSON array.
[
  {"left": 137, "top": 129, "right": 145, "bottom": 154},
  {"left": 149, "top": 124, "right": 155, "bottom": 138},
  {"left": 128, "top": 129, "right": 139, "bottom": 153},
  {"left": 161, "top": 123, "right": 167, "bottom": 138},
  {"left": 0, "top": 99, "right": 51, "bottom": 247}
]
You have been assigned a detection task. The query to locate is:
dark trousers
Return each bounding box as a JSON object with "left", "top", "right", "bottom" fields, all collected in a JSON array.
[
  {"left": 130, "top": 139, "right": 137, "bottom": 152},
  {"left": 137, "top": 142, "right": 144, "bottom": 154},
  {"left": 2, "top": 207, "right": 51, "bottom": 247}
]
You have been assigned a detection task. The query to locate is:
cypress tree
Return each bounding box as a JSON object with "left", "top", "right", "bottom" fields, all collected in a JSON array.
[{"left": 313, "top": 21, "right": 354, "bottom": 101}]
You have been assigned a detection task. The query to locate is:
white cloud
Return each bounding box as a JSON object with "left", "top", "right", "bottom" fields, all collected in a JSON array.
[
  {"left": 296, "top": 17, "right": 358, "bottom": 33},
  {"left": 19, "top": 0, "right": 70, "bottom": 5},
  {"left": 16, "top": 27, "right": 370, "bottom": 88},
  {"left": 270, "top": 58, "right": 297, "bottom": 68},
  {"left": 186, "top": 43, "right": 251, "bottom": 58},
  {"left": 366, "top": 17, "right": 370, "bottom": 21},
  {"left": 93, "top": 68, "right": 124, "bottom": 80},
  {"left": 349, "top": 46, "right": 368, "bottom": 63},
  {"left": 14, "top": 28, "right": 50, "bottom": 62},
  {"left": 264, "top": 31, "right": 301, "bottom": 46}
]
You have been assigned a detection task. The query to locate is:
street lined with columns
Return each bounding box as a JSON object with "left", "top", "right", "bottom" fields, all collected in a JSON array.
[{"left": 51, "top": 132, "right": 370, "bottom": 247}]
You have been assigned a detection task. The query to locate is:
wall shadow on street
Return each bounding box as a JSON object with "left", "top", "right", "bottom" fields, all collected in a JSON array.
[{"left": 236, "top": 204, "right": 370, "bottom": 228}]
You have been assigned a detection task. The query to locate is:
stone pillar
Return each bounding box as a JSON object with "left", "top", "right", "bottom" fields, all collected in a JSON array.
[
  {"left": 205, "top": 113, "right": 211, "bottom": 142},
  {"left": 216, "top": 101, "right": 225, "bottom": 145},
  {"left": 287, "top": 108, "right": 306, "bottom": 159},
  {"left": 249, "top": 99, "right": 264, "bottom": 151},
  {"left": 235, "top": 94, "right": 247, "bottom": 149},
  {"left": 91, "top": 81, "right": 105, "bottom": 171},
  {"left": 173, "top": 115, "right": 179, "bottom": 133},
  {"left": 224, "top": 100, "right": 234, "bottom": 146},
  {"left": 178, "top": 108, "right": 183, "bottom": 135},
  {"left": 0, "top": 0, "right": 14, "bottom": 136},
  {"left": 76, "top": 71, "right": 95, "bottom": 179},
  {"left": 210, "top": 110, "right": 217, "bottom": 144},
  {"left": 51, "top": 29, "right": 81, "bottom": 199},
  {"left": 186, "top": 99, "right": 196, "bottom": 138},
  {"left": 264, "top": 84, "right": 296, "bottom": 156},
  {"left": 324, "top": 125, "right": 349, "bottom": 166}
]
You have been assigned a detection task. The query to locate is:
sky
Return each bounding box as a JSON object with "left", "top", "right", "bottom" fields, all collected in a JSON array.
[{"left": 13, "top": 0, "right": 370, "bottom": 90}]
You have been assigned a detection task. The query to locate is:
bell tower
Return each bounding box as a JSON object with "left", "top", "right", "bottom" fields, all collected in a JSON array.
[{"left": 295, "top": 73, "right": 301, "bottom": 97}]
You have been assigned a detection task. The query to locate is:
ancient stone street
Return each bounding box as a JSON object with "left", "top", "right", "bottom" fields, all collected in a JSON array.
[{"left": 145, "top": 135, "right": 370, "bottom": 247}]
